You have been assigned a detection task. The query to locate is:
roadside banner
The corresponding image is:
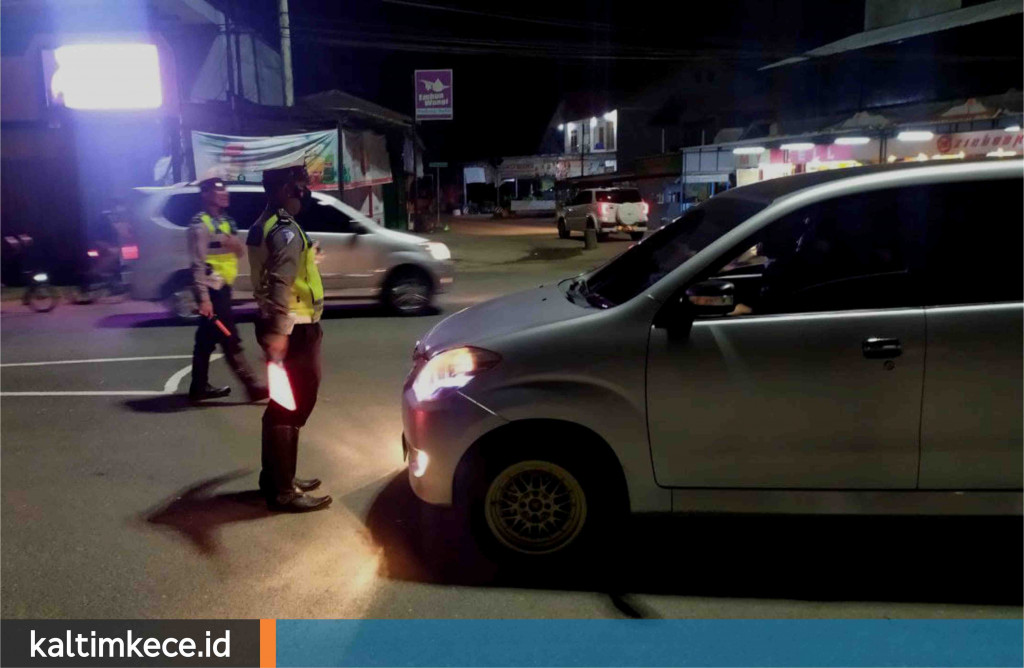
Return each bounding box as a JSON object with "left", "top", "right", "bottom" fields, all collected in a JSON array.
[
  {"left": 341, "top": 130, "right": 393, "bottom": 190},
  {"left": 414, "top": 69, "right": 453, "bottom": 120},
  {"left": 191, "top": 130, "right": 340, "bottom": 191}
]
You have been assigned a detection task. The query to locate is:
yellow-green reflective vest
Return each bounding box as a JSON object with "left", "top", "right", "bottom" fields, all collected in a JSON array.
[
  {"left": 261, "top": 215, "right": 324, "bottom": 321},
  {"left": 201, "top": 213, "right": 239, "bottom": 286}
]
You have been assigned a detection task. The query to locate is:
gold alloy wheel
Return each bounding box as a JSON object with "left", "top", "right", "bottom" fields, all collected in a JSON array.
[{"left": 484, "top": 460, "right": 587, "bottom": 555}]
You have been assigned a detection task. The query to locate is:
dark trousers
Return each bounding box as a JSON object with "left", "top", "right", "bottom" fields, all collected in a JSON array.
[
  {"left": 190, "top": 286, "right": 259, "bottom": 393},
  {"left": 257, "top": 322, "right": 322, "bottom": 497}
]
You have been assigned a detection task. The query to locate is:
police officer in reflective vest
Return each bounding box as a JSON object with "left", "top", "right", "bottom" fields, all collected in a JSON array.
[
  {"left": 187, "top": 177, "right": 268, "bottom": 403},
  {"left": 247, "top": 166, "right": 331, "bottom": 513}
]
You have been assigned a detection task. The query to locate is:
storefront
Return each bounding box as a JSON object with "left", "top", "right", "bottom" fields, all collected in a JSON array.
[
  {"left": 885, "top": 127, "right": 1023, "bottom": 162},
  {"left": 681, "top": 94, "right": 1023, "bottom": 193}
]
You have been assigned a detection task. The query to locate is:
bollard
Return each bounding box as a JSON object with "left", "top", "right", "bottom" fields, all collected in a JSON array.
[{"left": 584, "top": 228, "right": 598, "bottom": 249}]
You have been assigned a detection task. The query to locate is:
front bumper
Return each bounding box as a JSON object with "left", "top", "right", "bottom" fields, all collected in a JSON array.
[
  {"left": 432, "top": 260, "right": 454, "bottom": 293},
  {"left": 401, "top": 384, "right": 506, "bottom": 505}
]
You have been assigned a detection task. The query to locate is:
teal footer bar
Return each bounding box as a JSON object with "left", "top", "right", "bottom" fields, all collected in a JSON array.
[{"left": 276, "top": 619, "right": 1023, "bottom": 667}]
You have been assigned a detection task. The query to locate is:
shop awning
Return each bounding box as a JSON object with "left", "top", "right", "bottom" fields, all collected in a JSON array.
[{"left": 760, "top": 0, "right": 1022, "bottom": 70}]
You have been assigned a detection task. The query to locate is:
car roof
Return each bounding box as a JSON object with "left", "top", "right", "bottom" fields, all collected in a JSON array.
[
  {"left": 715, "top": 157, "right": 1023, "bottom": 206},
  {"left": 585, "top": 187, "right": 639, "bottom": 191}
]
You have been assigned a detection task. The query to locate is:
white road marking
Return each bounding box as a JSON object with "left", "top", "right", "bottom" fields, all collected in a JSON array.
[
  {"left": 0, "top": 354, "right": 223, "bottom": 397},
  {"left": 1, "top": 391, "right": 165, "bottom": 397},
  {"left": 0, "top": 355, "right": 193, "bottom": 368},
  {"left": 163, "top": 354, "right": 223, "bottom": 394}
]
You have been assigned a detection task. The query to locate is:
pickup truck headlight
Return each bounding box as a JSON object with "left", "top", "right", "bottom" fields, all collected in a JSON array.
[
  {"left": 411, "top": 346, "right": 500, "bottom": 402},
  {"left": 426, "top": 242, "right": 451, "bottom": 261}
]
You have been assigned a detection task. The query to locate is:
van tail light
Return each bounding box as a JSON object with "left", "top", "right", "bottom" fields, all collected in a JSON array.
[
  {"left": 642, "top": 201, "right": 650, "bottom": 215},
  {"left": 599, "top": 203, "right": 612, "bottom": 217},
  {"left": 121, "top": 245, "right": 139, "bottom": 261}
]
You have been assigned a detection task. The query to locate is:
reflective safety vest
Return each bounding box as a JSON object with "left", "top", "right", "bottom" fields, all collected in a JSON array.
[
  {"left": 201, "top": 213, "right": 239, "bottom": 286},
  {"left": 261, "top": 214, "right": 324, "bottom": 322}
]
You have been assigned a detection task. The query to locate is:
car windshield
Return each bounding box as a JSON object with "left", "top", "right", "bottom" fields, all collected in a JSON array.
[
  {"left": 580, "top": 195, "right": 767, "bottom": 307},
  {"left": 595, "top": 189, "right": 642, "bottom": 203}
]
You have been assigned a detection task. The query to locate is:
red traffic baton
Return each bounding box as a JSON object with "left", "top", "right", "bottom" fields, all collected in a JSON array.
[{"left": 207, "top": 315, "right": 232, "bottom": 337}]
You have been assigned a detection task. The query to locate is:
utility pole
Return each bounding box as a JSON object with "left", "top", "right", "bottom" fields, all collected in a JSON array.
[{"left": 279, "top": 0, "right": 294, "bottom": 106}]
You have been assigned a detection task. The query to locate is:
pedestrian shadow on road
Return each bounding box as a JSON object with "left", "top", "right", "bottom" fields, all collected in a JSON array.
[
  {"left": 142, "top": 470, "right": 271, "bottom": 556},
  {"left": 96, "top": 303, "right": 436, "bottom": 329},
  {"left": 123, "top": 395, "right": 257, "bottom": 413},
  {"left": 362, "top": 472, "right": 1023, "bottom": 618}
]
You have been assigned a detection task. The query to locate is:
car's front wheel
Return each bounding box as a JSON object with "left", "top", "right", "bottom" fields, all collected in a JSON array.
[
  {"left": 382, "top": 267, "right": 434, "bottom": 316},
  {"left": 557, "top": 218, "right": 570, "bottom": 239},
  {"left": 484, "top": 459, "right": 588, "bottom": 556},
  {"left": 461, "top": 440, "right": 624, "bottom": 563}
]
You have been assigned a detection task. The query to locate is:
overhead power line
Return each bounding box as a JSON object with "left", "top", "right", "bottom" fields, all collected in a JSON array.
[{"left": 380, "top": 0, "right": 617, "bottom": 33}]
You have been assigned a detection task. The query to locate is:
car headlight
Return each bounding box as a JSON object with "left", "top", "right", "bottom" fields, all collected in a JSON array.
[
  {"left": 426, "top": 242, "right": 451, "bottom": 261},
  {"left": 32, "top": 273, "right": 48, "bottom": 282},
  {"left": 411, "top": 346, "right": 500, "bottom": 402}
]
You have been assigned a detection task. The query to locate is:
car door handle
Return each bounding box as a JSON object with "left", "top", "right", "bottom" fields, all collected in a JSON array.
[{"left": 862, "top": 337, "right": 902, "bottom": 359}]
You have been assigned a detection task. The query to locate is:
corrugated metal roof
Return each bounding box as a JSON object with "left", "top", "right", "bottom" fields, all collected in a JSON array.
[{"left": 761, "top": 0, "right": 1022, "bottom": 70}]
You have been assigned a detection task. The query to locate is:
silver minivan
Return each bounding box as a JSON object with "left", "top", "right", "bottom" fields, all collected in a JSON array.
[
  {"left": 402, "top": 159, "right": 1023, "bottom": 560},
  {"left": 129, "top": 184, "right": 453, "bottom": 317}
]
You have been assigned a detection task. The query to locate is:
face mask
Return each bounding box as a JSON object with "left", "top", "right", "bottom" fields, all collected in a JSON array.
[{"left": 299, "top": 189, "right": 314, "bottom": 214}]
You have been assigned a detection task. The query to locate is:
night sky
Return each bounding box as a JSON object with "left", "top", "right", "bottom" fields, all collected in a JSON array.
[{"left": 239, "top": 0, "right": 865, "bottom": 160}]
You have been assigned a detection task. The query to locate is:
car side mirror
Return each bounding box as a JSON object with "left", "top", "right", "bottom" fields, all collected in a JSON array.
[{"left": 685, "top": 279, "right": 735, "bottom": 317}]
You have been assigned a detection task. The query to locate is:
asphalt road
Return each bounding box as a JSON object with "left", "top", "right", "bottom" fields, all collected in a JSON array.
[{"left": 2, "top": 217, "right": 1021, "bottom": 620}]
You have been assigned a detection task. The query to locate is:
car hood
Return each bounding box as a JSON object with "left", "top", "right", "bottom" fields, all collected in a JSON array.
[
  {"left": 370, "top": 225, "right": 432, "bottom": 249},
  {"left": 419, "top": 282, "right": 587, "bottom": 355}
]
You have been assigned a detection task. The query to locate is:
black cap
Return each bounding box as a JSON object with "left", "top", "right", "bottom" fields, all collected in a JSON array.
[
  {"left": 198, "top": 178, "right": 226, "bottom": 192},
  {"left": 262, "top": 165, "right": 308, "bottom": 190}
]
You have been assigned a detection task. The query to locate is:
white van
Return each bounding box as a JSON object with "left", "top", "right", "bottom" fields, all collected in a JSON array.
[{"left": 129, "top": 184, "right": 453, "bottom": 317}]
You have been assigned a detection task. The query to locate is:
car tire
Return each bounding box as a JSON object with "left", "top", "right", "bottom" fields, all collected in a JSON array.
[
  {"left": 630, "top": 232, "right": 644, "bottom": 242},
  {"left": 461, "top": 442, "right": 624, "bottom": 565},
  {"left": 24, "top": 284, "right": 57, "bottom": 313},
  {"left": 557, "top": 219, "right": 570, "bottom": 239},
  {"left": 382, "top": 267, "right": 434, "bottom": 316},
  {"left": 164, "top": 280, "right": 199, "bottom": 322}
]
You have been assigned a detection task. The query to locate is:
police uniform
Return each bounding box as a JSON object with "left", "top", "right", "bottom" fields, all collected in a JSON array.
[
  {"left": 247, "top": 174, "right": 331, "bottom": 512},
  {"left": 186, "top": 202, "right": 266, "bottom": 402}
]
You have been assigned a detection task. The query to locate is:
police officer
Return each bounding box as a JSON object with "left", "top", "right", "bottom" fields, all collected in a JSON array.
[
  {"left": 247, "top": 166, "right": 331, "bottom": 513},
  {"left": 187, "top": 177, "right": 268, "bottom": 403}
]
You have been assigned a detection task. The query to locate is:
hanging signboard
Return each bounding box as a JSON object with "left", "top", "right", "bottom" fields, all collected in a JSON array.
[
  {"left": 414, "top": 69, "right": 453, "bottom": 121},
  {"left": 191, "top": 130, "right": 339, "bottom": 190}
]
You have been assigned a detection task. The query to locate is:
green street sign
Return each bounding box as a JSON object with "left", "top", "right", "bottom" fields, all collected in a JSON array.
[{"left": 428, "top": 162, "right": 448, "bottom": 168}]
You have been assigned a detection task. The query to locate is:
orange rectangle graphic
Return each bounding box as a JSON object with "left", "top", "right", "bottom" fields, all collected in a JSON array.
[{"left": 260, "top": 618, "right": 276, "bottom": 668}]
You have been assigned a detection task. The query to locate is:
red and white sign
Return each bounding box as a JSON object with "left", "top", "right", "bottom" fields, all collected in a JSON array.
[{"left": 912, "top": 129, "right": 1023, "bottom": 157}]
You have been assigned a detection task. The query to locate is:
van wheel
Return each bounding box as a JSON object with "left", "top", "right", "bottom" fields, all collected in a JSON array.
[
  {"left": 382, "top": 267, "right": 433, "bottom": 316},
  {"left": 462, "top": 444, "right": 622, "bottom": 564},
  {"left": 24, "top": 284, "right": 57, "bottom": 312},
  {"left": 557, "top": 219, "right": 570, "bottom": 239},
  {"left": 165, "top": 284, "right": 199, "bottom": 322}
]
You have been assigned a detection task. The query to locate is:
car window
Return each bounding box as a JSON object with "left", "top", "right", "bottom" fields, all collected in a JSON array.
[
  {"left": 704, "top": 187, "right": 927, "bottom": 317},
  {"left": 573, "top": 192, "right": 592, "bottom": 206},
  {"left": 297, "top": 199, "right": 359, "bottom": 234},
  {"left": 583, "top": 195, "right": 767, "bottom": 306},
  {"left": 924, "top": 178, "right": 1023, "bottom": 306},
  {"left": 162, "top": 193, "right": 201, "bottom": 227},
  {"left": 595, "top": 189, "right": 641, "bottom": 203},
  {"left": 225, "top": 191, "right": 266, "bottom": 230}
]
